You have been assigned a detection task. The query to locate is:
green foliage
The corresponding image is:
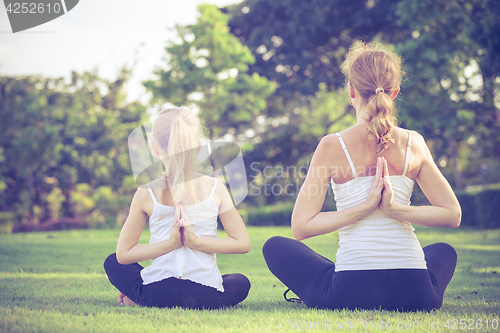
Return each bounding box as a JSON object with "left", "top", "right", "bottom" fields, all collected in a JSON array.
[
  {"left": 0, "top": 68, "right": 147, "bottom": 225},
  {"left": 227, "top": 0, "right": 500, "bottom": 194},
  {"left": 394, "top": 0, "right": 500, "bottom": 189},
  {"left": 456, "top": 186, "right": 500, "bottom": 229},
  {"left": 296, "top": 84, "right": 355, "bottom": 137},
  {"left": 246, "top": 202, "right": 294, "bottom": 226},
  {"left": 0, "top": 212, "right": 14, "bottom": 234},
  {"left": 144, "top": 4, "right": 276, "bottom": 139}
]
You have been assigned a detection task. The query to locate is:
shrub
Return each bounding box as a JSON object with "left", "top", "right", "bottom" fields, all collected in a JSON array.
[
  {"left": 456, "top": 186, "right": 500, "bottom": 229},
  {"left": 0, "top": 212, "right": 14, "bottom": 234},
  {"left": 246, "top": 202, "right": 294, "bottom": 226}
]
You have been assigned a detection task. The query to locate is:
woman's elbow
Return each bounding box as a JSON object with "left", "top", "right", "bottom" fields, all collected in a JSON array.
[
  {"left": 451, "top": 207, "right": 462, "bottom": 228},
  {"left": 443, "top": 206, "right": 461, "bottom": 228},
  {"left": 291, "top": 220, "right": 307, "bottom": 241},
  {"left": 115, "top": 252, "right": 131, "bottom": 265},
  {"left": 293, "top": 232, "right": 306, "bottom": 241},
  {"left": 240, "top": 238, "right": 251, "bottom": 253},
  {"left": 115, "top": 252, "right": 125, "bottom": 265}
]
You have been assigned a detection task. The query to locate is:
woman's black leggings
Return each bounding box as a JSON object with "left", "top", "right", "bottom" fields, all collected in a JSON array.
[
  {"left": 103, "top": 253, "right": 250, "bottom": 309},
  {"left": 263, "top": 237, "right": 457, "bottom": 311}
]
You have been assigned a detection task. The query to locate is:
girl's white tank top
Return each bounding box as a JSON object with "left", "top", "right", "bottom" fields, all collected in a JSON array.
[
  {"left": 140, "top": 178, "right": 224, "bottom": 291},
  {"left": 330, "top": 132, "right": 427, "bottom": 271}
]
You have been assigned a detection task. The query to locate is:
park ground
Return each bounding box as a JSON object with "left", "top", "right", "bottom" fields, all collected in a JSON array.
[{"left": 0, "top": 226, "right": 499, "bottom": 332}]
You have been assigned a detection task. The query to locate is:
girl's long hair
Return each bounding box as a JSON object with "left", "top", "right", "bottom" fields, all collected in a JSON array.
[
  {"left": 149, "top": 107, "right": 200, "bottom": 205},
  {"left": 341, "top": 41, "right": 404, "bottom": 152}
]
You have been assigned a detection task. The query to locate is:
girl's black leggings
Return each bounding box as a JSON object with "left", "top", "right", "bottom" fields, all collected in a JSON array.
[
  {"left": 263, "top": 236, "right": 457, "bottom": 311},
  {"left": 103, "top": 253, "right": 250, "bottom": 309}
]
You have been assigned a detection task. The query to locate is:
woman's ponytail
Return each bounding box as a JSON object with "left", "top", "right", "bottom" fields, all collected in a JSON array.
[
  {"left": 150, "top": 108, "right": 200, "bottom": 205},
  {"left": 341, "top": 41, "right": 403, "bottom": 153},
  {"left": 365, "top": 89, "right": 396, "bottom": 152}
]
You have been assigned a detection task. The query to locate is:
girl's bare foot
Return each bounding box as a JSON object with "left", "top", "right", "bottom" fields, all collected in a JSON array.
[
  {"left": 117, "top": 291, "right": 126, "bottom": 304},
  {"left": 117, "top": 291, "right": 136, "bottom": 306},
  {"left": 122, "top": 296, "right": 136, "bottom": 306}
]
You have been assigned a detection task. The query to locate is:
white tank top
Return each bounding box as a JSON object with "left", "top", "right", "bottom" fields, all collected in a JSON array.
[
  {"left": 140, "top": 178, "right": 224, "bottom": 292},
  {"left": 330, "top": 132, "right": 427, "bottom": 271}
]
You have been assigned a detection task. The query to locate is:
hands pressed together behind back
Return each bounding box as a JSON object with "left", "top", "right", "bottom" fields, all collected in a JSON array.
[
  {"left": 365, "top": 157, "right": 396, "bottom": 216},
  {"left": 169, "top": 204, "right": 199, "bottom": 250}
]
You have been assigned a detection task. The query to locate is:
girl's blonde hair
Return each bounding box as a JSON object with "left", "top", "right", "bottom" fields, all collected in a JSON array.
[
  {"left": 341, "top": 41, "right": 404, "bottom": 152},
  {"left": 149, "top": 107, "right": 200, "bottom": 205}
]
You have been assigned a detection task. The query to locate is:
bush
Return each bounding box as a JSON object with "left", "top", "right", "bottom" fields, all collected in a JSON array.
[
  {"left": 475, "top": 188, "right": 500, "bottom": 229},
  {"left": 246, "top": 202, "right": 294, "bottom": 226},
  {"left": 456, "top": 186, "right": 500, "bottom": 229},
  {"left": 0, "top": 212, "right": 14, "bottom": 234},
  {"left": 242, "top": 186, "right": 500, "bottom": 229}
]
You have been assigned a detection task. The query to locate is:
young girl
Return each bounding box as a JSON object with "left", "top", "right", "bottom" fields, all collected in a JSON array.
[
  {"left": 104, "top": 107, "right": 251, "bottom": 309},
  {"left": 263, "top": 41, "right": 461, "bottom": 311}
]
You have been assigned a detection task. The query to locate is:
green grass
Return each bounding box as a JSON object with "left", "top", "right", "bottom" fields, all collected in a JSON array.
[{"left": 0, "top": 226, "right": 499, "bottom": 332}]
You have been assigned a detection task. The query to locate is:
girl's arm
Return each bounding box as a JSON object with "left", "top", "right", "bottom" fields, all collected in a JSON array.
[
  {"left": 291, "top": 136, "right": 385, "bottom": 241},
  {"left": 379, "top": 132, "right": 461, "bottom": 228},
  {"left": 180, "top": 179, "right": 251, "bottom": 254},
  {"left": 116, "top": 187, "right": 183, "bottom": 265}
]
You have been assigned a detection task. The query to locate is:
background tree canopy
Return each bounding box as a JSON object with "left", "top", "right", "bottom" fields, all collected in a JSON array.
[
  {"left": 0, "top": 0, "right": 498, "bottom": 228},
  {"left": 224, "top": 0, "right": 500, "bottom": 196}
]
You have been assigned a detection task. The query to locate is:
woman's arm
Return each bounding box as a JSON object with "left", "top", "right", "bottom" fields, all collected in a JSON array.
[
  {"left": 180, "top": 179, "right": 251, "bottom": 254},
  {"left": 291, "top": 137, "right": 385, "bottom": 241},
  {"left": 379, "top": 132, "right": 461, "bottom": 228},
  {"left": 116, "top": 187, "right": 183, "bottom": 265}
]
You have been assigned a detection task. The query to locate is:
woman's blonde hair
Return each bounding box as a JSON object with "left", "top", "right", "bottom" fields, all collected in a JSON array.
[
  {"left": 341, "top": 41, "right": 404, "bottom": 152},
  {"left": 149, "top": 107, "right": 200, "bottom": 205}
]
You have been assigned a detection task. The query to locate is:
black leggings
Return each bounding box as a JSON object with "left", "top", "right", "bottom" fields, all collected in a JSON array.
[
  {"left": 263, "top": 237, "right": 457, "bottom": 312},
  {"left": 103, "top": 253, "right": 250, "bottom": 309}
]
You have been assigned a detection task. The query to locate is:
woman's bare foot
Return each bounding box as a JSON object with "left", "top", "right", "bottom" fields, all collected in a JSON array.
[
  {"left": 117, "top": 291, "right": 136, "bottom": 306},
  {"left": 122, "top": 296, "right": 136, "bottom": 306}
]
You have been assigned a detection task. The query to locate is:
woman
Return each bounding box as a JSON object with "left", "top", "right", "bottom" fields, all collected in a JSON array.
[
  {"left": 104, "top": 107, "right": 251, "bottom": 309},
  {"left": 263, "top": 41, "right": 461, "bottom": 311}
]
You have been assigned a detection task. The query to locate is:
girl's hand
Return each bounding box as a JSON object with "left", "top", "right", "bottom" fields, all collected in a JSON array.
[
  {"left": 379, "top": 158, "right": 395, "bottom": 216},
  {"left": 179, "top": 204, "right": 198, "bottom": 249},
  {"left": 169, "top": 206, "right": 183, "bottom": 249},
  {"left": 363, "top": 157, "right": 385, "bottom": 212}
]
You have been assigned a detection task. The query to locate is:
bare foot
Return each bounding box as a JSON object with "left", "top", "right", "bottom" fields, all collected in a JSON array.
[
  {"left": 117, "top": 292, "right": 136, "bottom": 306},
  {"left": 117, "top": 291, "right": 126, "bottom": 304},
  {"left": 122, "top": 296, "right": 136, "bottom": 306}
]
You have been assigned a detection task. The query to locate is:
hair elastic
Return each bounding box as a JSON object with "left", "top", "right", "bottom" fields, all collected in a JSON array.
[{"left": 375, "top": 87, "right": 384, "bottom": 94}]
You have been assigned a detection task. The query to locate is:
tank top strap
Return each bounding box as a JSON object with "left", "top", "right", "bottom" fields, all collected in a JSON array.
[
  {"left": 402, "top": 131, "right": 412, "bottom": 176},
  {"left": 336, "top": 133, "right": 358, "bottom": 178},
  {"left": 146, "top": 184, "right": 158, "bottom": 202},
  {"left": 209, "top": 178, "right": 218, "bottom": 196}
]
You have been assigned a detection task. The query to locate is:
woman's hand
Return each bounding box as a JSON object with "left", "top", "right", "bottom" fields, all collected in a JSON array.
[
  {"left": 178, "top": 204, "right": 198, "bottom": 249},
  {"left": 169, "top": 206, "right": 183, "bottom": 249},
  {"left": 379, "top": 158, "right": 396, "bottom": 216},
  {"left": 363, "top": 157, "right": 385, "bottom": 212}
]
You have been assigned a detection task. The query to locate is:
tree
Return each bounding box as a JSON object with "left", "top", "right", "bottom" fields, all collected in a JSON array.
[
  {"left": 143, "top": 4, "right": 276, "bottom": 140},
  {"left": 0, "top": 68, "right": 147, "bottom": 224},
  {"left": 395, "top": 0, "right": 500, "bottom": 189},
  {"left": 227, "top": 0, "right": 500, "bottom": 190}
]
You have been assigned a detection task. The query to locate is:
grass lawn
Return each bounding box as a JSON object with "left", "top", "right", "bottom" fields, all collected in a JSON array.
[{"left": 0, "top": 226, "right": 499, "bottom": 332}]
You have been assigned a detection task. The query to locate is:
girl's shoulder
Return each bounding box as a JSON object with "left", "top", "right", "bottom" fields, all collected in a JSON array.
[{"left": 196, "top": 174, "right": 219, "bottom": 188}]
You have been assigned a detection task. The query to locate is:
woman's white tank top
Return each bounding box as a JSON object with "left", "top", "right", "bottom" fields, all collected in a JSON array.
[
  {"left": 140, "top": 178, "right": 224, "bottom": 291},
  {"left": 330, "top": 132, "right": 427, "bottom": 271}
]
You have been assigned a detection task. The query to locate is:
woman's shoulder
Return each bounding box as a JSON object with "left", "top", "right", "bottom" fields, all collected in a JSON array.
[
  {"left": 196, "top": 174, "right": 219, "bottom": 186},
  {"left": 389, "top": 127, "right": 425, "bottom": 147},
  {"left": 317, "top": 133, "right": 344, "bottom": 153}
]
